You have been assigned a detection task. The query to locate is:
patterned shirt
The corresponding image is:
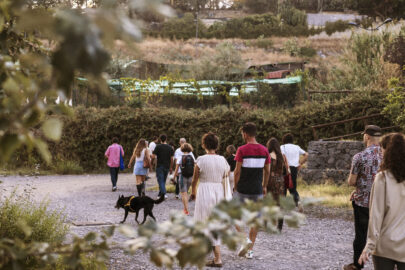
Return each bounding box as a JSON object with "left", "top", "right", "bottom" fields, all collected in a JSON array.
[{"left": 350, "top": 144, "right": 382, "bottom": 208}]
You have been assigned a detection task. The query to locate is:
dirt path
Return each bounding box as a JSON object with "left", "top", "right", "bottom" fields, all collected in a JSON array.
[{"left": 0, "top": 173, "right": 373, "bottom": 270}]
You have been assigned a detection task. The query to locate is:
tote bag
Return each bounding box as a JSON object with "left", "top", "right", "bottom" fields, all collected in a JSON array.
[
  {"left": 223, "top": 174, "right": 233, "bottom": 201},
  {"left": 119, "top": 149, "right": 125, "bottom": 171}
]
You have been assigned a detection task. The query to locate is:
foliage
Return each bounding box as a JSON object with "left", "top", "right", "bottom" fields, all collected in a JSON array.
[
  {"left": 150, "top": 12, "right": 321, "bottom": 39},
  {"left": 243, "top": 0, "right": 278, "bottom": 13},
  {"left": 253, "top": 36, "right": 274, "bottom": 50},
  {"left": 308, "top": 31, "right": 400, "bottom": 91},
  {"left": 147, "top": 12, "right": 207, "bottom": 39},
  {"left": 0, "top": 192, "right": 69, "bottom": 244},
  {"left": 383, "top": 77, "right": 405, "bottom": 130},
  {"left": 192, "top": 42, "right": 246, "bottom": 81},
  {"left": 279, "top": 1, "right": 308, "bottom": 27},
  {"left": 283, "top": 38, "right": 316, "bottom": 58},
  {"left": 242, "top": 83, "right": 300, "bottom": 108},
  {"left": 7, "top": 90, "right": 389, "bottom": 171},
  {"left": 52, "top": 160, "right": 84, "bottom": 174},
  {"left": 0, "top": 0, "right": 172, "bottom": 167},
  {"left": 356, "top": 0, "right": 405, "bottom": 19},
  {"left": 325, "top": 20, "right": 350, "bottom": 36},
  {"left": 384, "top": 31, "right": 405, "bottom": 70},
  {"left": 119, "top": 195, "right": 307, "bottom": 269}
]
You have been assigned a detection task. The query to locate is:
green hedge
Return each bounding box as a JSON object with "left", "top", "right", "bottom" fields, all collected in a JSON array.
[
  {"left": 147, "top": 12, "right": 322, "bottom": 40},
  {"left": 24, "top": 90, "right": 391, "bottom": 172}
]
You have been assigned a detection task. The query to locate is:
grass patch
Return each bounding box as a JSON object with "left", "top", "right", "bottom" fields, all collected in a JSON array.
[
  {"left": 298, "top": 178, "right": 353, "bottom": 208},
  {"left": 147, "top": 184, "right": 176, "bottom": 193},
  {"left": 52, "top": 160, "right": 84, "bottom": 175}
]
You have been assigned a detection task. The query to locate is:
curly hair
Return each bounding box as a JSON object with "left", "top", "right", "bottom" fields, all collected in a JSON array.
[
  {"left": 380, "top": 133, "right": 405, "bottom": 183},
  {"left": 202, "top": 132, "right": 219, "bottom": 151}
]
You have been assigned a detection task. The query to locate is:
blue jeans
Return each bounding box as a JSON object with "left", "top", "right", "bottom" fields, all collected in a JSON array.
[
  {"left": 109, "top": 167, "right": 119, "bottom": 187},
  {"left": 156, "top": 166, "right": 169, "bottom": 196}
]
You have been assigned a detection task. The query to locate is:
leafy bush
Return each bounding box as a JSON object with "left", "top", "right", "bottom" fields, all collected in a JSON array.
[
  {"left": 283, "top": 38, "right": 316, "bottom": 57},
  {"left": 150, "top": 12, "right": 321, "bottom": 40},
  {"left": 52, "top": 160, "right": 84, "bottom": 175},
  {"left": 279, "top": 2, "right": 308, "bottom": 27},
  {"left": 299, "top": 46, "right": 317, "bottom": 58},
  {"left": 19, "top": 90, "right": 389, "bottom": 171},
  {"left": 192, "top": 42, "right": 246, "bottom": 80},
  {"left": 325, "top": 20, "right": 350, "bottom": 36},
  {"left": 148, "top": 13, "right": 207, "bottom": 40},
  {"left": 242, "top": 83, "right": 300, "bottom": 108},
  {"left": 383, "top": 77, "right": 405, "bottom": 130},
  {"left": 0, "top": 193, "right": 69, "bottom": 243}
]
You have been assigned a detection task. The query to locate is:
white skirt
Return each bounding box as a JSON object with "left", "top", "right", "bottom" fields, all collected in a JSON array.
[{"left": 194, "top": 182, "right": 224, "bottom": 246}]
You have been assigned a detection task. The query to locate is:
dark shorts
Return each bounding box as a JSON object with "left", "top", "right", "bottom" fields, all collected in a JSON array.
[{"left": 233, "top": 191, "right": 263, "bottom": 202}]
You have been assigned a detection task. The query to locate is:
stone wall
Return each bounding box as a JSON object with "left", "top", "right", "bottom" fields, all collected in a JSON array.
[{"left": 300, "top": 140, "right": 364, "bottom": 183}]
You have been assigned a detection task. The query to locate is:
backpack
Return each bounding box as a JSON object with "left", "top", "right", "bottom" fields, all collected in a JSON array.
[{"left": 181, "top": 155, "right": 195, "bottom": 178}]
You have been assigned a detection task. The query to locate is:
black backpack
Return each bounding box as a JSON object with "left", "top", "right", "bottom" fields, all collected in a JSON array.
[{"left": 181, "top": 155, "right": 195, "bottom": 178}]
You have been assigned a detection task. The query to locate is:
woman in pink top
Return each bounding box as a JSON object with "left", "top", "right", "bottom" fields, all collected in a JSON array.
[{"left": 105, "top": 137, "right": 124, "bottom": 191}]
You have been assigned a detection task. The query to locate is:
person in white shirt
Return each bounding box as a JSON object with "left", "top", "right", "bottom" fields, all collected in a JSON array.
[
  {"left": 173, "top": 138, "right": 187, "bottom": 199},
  {"left": 148, "top": 136, "right": 158, "bottom": 172},
  {"left": 174, "top": 143, "right": 196, "bottom": 215},
  {"left": 281, "top": 133, "right": 308, "bottom": 210}
]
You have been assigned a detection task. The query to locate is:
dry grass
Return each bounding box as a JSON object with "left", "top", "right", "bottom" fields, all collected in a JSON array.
[
  {"left": 298, "top": 178, "right": 354, "bottom": 208},
  {"left": 113, "top": 36, "right": 350, "bottom": 68}
]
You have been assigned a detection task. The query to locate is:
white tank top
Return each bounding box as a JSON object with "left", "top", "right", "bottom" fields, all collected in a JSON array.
[{"left": 135, "top": 148, "right": 146, "bottom": 162}]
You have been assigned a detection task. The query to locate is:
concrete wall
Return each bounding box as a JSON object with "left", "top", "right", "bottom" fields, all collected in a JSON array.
[{"left": 300, "top": 140, "right": 364, "bottom": 183}]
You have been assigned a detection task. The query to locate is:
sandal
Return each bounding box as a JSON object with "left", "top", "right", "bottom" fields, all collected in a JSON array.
[{"left": 205, "top": 259, "right": 223, "bottom": 268}]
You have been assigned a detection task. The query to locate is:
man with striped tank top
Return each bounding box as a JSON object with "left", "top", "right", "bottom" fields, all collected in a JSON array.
[{"left": 234, "top": 122, "right": 271, "bottom": 259}]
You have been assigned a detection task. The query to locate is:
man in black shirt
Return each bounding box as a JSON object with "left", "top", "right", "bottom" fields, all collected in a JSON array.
[{"left": 152, "top": 134, "right": 174, "bottom": 198}]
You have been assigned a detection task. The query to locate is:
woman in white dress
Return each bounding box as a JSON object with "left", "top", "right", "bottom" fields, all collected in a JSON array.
[{"left": 190, "top": 132, "right": 230, "bottom": 268}]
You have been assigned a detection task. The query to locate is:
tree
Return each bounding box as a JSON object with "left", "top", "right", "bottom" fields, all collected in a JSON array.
[
  {"left": 243, "top": 0, "right": 278, "bottom": 13},
  {"left": 356, "top": 0, "right": 405, "bottom": 19}
]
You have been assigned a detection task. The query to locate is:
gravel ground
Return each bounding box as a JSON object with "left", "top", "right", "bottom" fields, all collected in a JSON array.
[{"left": 0, "top": 173, "right": 373, "bottom": 270}]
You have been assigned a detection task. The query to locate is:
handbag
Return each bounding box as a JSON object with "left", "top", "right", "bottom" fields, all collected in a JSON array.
[
  {"left": 223, "top": 173, "right": 233, "bottom": 201},
  {"left": 282, "top": 145, "right": 293, "bottom": 189},
  {"left": 119, "top": 149, "right": 125, "bottom": 171},
  {"left": 143, "top": 149, "right": 151, "bottom": 169},
  {"left": 284, "top": 174, "right": 293, "bottom": 189}
]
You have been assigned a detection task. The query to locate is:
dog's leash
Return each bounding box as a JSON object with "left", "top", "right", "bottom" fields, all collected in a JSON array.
[{"left": 125, "top": 196, "right": 135, "bottom": 211}]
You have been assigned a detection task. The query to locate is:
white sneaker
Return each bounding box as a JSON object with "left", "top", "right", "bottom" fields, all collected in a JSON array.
[
  {"left": 175, "top": 195, "right": 180, "bottom": 199},
  {"left": 164, "top": 195, "right": 168, "bottom": 199},
  {"left": 245, "top": 250, "right": 254, "bottom": 259},
  {"left": 238, "top": 238, "right": 253, "bottom": 257}
]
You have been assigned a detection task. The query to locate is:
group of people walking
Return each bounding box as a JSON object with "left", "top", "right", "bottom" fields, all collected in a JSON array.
[{"left": 104, "top": 123, "right": 405, "bottom": 270}]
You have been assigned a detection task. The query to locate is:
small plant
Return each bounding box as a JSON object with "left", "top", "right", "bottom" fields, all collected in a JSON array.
[
  {"left": 283, "top": 38, "right": 300, "bottom": 56},
  {"left": 325, "top": 20, "right": 350, "bottom": 36},
  {"left": 52, "top": 160, "right": 84, "bottom": 175},
  {"left": 299, "top": 46, "right": 317, "bottom": 58},
  {"left": 255, "top": 35, "right": 273, "bottom": 50},
  {"left": 0, "top": 192, "right": 69, "bottom": 243}
]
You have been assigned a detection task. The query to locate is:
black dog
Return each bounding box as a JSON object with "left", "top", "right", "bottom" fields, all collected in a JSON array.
[{"left": 115, "top": 195, "right": 164, "bottom": 224}]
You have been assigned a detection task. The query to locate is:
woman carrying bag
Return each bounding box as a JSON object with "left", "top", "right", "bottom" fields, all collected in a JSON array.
[
  {"left": 266, "top": 137, "right": 290, "bottom": 232},
  {"left": 128, "top": 139, "right": 151, "bottom": 197}
]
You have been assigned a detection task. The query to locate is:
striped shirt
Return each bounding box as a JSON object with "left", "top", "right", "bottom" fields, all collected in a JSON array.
[{"left": 235, "top": 143, "right": 270, "bottom": 195}]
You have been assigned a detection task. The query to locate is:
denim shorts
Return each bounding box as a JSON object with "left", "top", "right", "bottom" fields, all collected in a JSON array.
[
  {"left": 134, "top": 161, "right": 148, "bottom": 175},
  {"left": 233, "top": 191, "right": 263, "bottom": 202}
]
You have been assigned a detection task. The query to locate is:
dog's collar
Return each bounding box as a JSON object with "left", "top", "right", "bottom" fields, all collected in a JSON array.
[{"left": 124, "top": 196, "right": 135, "bottom": 211}]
